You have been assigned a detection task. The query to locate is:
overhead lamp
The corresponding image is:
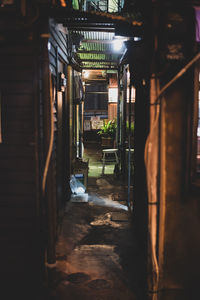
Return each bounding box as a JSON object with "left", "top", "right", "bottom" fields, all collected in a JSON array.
[
  {"left": 83, "top": 70, "right": 89, "bottom": 79},
  {"left": 134, "top": 37, "right": 142, "bottom": 41},
  {"left": 112, "top": 35, "right": 129, "bottom": 52},
  {"left": 112, "top": 39, "right": 124, "bottom": 52}
]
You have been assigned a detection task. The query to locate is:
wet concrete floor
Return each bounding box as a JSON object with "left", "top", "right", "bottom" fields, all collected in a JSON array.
[{"left": 43, "top": 143, "right": 141, "bottom": 300}]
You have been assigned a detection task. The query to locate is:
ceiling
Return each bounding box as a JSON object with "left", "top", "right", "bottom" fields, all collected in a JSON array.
[
  {"left": 71, "top": 29, "right": 125, "bottom": 70},
  {"left": 52, "top": 8, "right": 143, "bottom": 71}
]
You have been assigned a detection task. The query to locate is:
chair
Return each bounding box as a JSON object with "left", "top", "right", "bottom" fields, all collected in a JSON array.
[{"left": 102, "top": 148, "right": 119, "bottom": 175}]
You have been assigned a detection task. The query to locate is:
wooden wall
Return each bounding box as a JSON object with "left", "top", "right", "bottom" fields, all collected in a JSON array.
[
  {"left": 48, "top": 18, "right": 70, "bottom": 223},
  {"left": 0, "top": 12, "right": 42, "bottom": 295},
  {"left": 108, "top": 103, "right": 117, "bottom": 120},
  {"left": 0, "top": 11, "right": 70, "bottom": 297}
]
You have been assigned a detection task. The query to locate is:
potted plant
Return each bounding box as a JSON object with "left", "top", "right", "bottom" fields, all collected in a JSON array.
[
  {"left": 97, "top": 119, "right": 117, "bottom": 147},
  {"left": 126, "top": 120, "right": 134, "bottom": 135}
]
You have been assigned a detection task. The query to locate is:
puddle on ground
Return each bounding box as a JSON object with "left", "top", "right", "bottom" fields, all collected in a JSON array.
[
  {"left": 88, "top": 279, "right": 111, "bottom": 289},
  {"left": 66, "top": 272, "right": 91, "bottom": 284}
]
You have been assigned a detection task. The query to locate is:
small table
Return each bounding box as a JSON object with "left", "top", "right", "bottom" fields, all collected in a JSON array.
[{"left": 102, "top": 149, "right": 119, "bottom": 175}]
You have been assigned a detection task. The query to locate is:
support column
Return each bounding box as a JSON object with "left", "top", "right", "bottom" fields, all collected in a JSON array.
[{"left": 133, "top": 80, "right": 150, "bottom": 298}]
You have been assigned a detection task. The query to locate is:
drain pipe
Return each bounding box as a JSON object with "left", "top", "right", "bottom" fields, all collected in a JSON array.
[
  {"left": 144, "top": 77, "right": 160, "bottom": 299},
  {"left": 116, "top": 67, "right": 121, "bottom": 175},
  {"left": 145, "top": 51, "right": 200, "bottom": 299},
  {"left": 127, "top": 83, "right": 132, "bottom": 210},
  {"left": 40, "top": 30, "right": 57, "bottom": 285}
]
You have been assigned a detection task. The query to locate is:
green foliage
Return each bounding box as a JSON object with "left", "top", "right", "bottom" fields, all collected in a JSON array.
[
  {"left": 97, "top": 119, "right": 117, "bottom": 138},
  {"left": 126, "top": 121, "right": 134, "bottom": 135},
  {"left": 72, "top": 0, "right": 79, "bottom": 10}
]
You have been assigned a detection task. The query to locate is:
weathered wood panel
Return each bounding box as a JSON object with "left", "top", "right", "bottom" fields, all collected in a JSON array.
[
  {"left": 0, "top": 15, "right": 41, "bottom": 294},
  {"left": 48, "top": 18, "right": 70, "bottom": 218}
]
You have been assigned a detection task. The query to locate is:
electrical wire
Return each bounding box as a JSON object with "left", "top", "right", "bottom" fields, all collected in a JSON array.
[
  {"left": 42, "top": 74, "right": 55, "bottom": 196},
  {"left": 145, "top": 51, "right": 200, "bottom": 178},
  {"left": 144, "top": 52, "right": 200, "bottom": 299},
  {"left": 153, "top": 52, "right": 200, "bottom": 106},
  {"left": 145, "top": 52, "right": 200, "bottom": 179},
  {"left": 144, "top": 77, "right": 160, "bottom": 299}
]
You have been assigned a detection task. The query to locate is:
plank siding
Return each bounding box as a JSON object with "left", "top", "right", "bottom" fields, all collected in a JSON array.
[
  {"left": 0, "top": 17, "right": 41, "bottom": 293},
  {"left": 48, "top": 18, "right": 69, "bottom": 220},
  {"left": 0, "top": 13, "right": 70, "bottom": 294}
]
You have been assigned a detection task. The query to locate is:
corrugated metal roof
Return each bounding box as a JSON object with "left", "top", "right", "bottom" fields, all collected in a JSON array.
[
  {"left": 70, "top": 29, "right": 124, "bottom": 69},
  {"left": 52, "top": 7, "right": 143, "bottom": 70},
  {"left": 74, "top": 31, "right": 115, "bottom": 41}
]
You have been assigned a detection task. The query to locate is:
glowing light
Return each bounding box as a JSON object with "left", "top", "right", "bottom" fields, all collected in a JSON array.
[
  {"left": 48, "top": 42, "right": 51, "bottom": 51},
  {"left": 83, "top": 71, "right": 89, "bottom": 79},
  {"left": 112, "top": 39, "right": 124, "bottom": 52},
  {"left": 109, "top": 88, "right": 118, "bottom": 103},
  {"left": 60, "top": 0, "right": 66, "bottom": 7},
  {"left": 134, "top": 37, "right": 142, "bottom": 41}
]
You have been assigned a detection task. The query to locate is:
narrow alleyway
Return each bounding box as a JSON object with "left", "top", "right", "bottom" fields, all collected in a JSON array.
[
  {"left": 42, "top": 143, "right": 141, "bottom": 300},
  {"left": 83, "top": 141, "right": 116, "bottom": 178}
]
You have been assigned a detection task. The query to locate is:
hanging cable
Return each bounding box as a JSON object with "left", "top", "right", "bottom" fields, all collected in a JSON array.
[
  {"left": 153, "top": 52, "right": 200, "bottom": 106},
  {"left": 42, "top": 73, "right": 55, "bottom": 196},
  {"left": 144, "top": 52, "right": 200, "bottom": 299},
  {"left": 145, "top": 52, "right": 200, "bottom": 185},
  {"left": 145, "top": 51, "right": 200, "bottom": 168},
  {"left": 145, "top": 78, "right": 160, "bottom": 299},
  {"left": 127, "top": 83, "right": 132, "bottom": 210}
]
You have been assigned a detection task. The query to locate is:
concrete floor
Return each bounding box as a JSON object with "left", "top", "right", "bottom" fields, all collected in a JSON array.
[
  {"left": 83, "top": 141, "right": 116, "bottom": 177},
  {"left": 37, "top": 143, "right": 196, "bottom": 300},
  {"left": 42, "top": 143, "right": 141, "bottom": 300}
]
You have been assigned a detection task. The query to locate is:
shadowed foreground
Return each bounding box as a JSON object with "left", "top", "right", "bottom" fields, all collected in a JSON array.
[{"left": 42, "top": 174, "right": 143, "bottom": 300}]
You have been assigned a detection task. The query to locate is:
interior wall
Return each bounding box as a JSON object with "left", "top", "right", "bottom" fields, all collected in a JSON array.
[{"left": 108, "top": 103, "right": 117, "bottom": 120}]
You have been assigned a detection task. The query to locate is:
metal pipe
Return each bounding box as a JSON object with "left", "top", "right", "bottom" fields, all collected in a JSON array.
[
  {"left": 121, "top": 67, "right": 127, "bottom": 177},
  {"left": 40, "top": 29, "right": 57, "bottom": 285},
  {"left": 117, "top": 68, "right": 121, "bottom": 148},
  {"left": 79, "top": 101, "right": 83, "bottom": 158},
  {"left": 144, "top": 51, "right": 200, "bottom": 300},
  {"left": 127, "top": 83, "right": 132, "bottom": 209}
]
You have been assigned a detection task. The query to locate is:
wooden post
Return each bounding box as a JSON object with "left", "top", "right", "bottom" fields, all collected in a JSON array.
[
  {"left": 133, "top": 80, "right": 150, "bottom": 298},
  {"left": 40, "top": 19, "right": 57, "bottom": 286}
]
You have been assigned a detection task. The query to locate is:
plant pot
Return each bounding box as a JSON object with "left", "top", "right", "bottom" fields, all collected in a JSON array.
[{"left": 101, "top": 136, "right": 113, "bottom": 148}]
